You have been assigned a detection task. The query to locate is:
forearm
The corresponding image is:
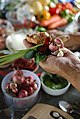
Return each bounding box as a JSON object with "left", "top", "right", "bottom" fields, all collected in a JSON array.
[{"left": 60, "top": 60, "right": 80, "bottom": 92}]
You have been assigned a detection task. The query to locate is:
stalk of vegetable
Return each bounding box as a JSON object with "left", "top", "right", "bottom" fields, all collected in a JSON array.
[
  {"left": 0, "top": 44, "right": 43, "bottom": 66},
  {"left": 0, "top": 33, "right": 67, "bottom": 66}
]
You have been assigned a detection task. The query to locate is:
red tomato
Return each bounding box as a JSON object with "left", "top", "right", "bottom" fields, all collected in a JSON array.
[
  {"left": 49, "top": 7, "right": 61, "bottom": 15},
  {"left": 62, "top": 4, "right": 66, "bottom": 11},
  {"left": 56, "top": 3, "right": 62, "bottom": 9},
  {"left": 49, "top": 7, "right": 56, "bottom": 15},
  {"left": 65, "top": 2, "right": 73, "bottom": 10},
  {"left": 55, "top": 8, "right": 61, "bottom": 14}
]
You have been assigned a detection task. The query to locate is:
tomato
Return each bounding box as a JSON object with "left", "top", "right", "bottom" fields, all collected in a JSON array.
[
  {"left": 49, "top": 7, "right": 56, "bottom": 16},
  {"left": 61, "top": 4, "right": 66, "bottom": 11},
  {"left": 65, "top": 2, "right": 73, "bottom": 10},
  {"left": 56, "top": 3, "right": 62, "bottom": 9},
  {"left": 49, "top": 7, "right": 61, "bottom": 15},
  {"left": 37, "top": 10, "right": 51, "bottom": 21},
  {"left": 55, "top": 8, "right": 61, "bottom": 15}
]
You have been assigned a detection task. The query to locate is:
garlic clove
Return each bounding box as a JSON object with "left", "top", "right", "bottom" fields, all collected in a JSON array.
[{"left": 57, "top": 50, "right": 64, "bottom": 57}]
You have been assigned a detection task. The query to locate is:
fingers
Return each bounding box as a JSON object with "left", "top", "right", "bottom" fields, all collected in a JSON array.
[
  {"left": 23, "top": 39, "right": 34, "bottom": 48},
  {"left": 40, "top": 47, "right": 80, "bottom": 74},
  {"left": 39, "top": 55, "right": 61, "bottom": 74},
  {"left": 60, "top": 47, "right": 75, "bottom": 57}
]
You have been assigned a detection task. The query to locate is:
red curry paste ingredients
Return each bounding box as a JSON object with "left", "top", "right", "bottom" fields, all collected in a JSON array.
[
  {"left": 5, "top": 69, "right": 38, "bottom": 98},
  {"left": 12, "top": 58, "right": 37, "bottom": 71}
]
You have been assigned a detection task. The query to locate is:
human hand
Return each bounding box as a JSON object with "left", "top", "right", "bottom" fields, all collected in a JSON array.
[
  {"left": 48, "top": 29, "right": 80, "bottom": 50},
  {"left": 39, "top": 47, "right": 80, "bottom": 91}
]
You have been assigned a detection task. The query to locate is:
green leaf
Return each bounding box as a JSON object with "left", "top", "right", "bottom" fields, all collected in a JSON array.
[
  {"left": 0, "top": 43, "right": 43, "bottom": 66},
  {"left": 0, "top": 50, "right": 27, "bottom": 66},
  {"left": 24, "top": 49, "right": 36, "bottom": 59},
  {"left": 24, "top": 44, "right": 43, "bottom": 59},
  {"left": 36, "top": 26, "right": 47, "bottom": 32},
  {"left": 68, "top": 16, "right": 74, "bottom": 23},
  {"left": 35, "top": 53, "right": 46, "bottom": 64}
]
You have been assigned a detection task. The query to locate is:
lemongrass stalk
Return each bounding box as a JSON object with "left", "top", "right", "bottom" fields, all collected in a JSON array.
[{"left": 0, "top": 43, "right": 43, "bottom": 66}]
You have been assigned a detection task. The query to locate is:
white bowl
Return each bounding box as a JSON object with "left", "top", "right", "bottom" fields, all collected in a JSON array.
[
  {"left": 41, "top": 72, "right": 70, "bottom": 96},
  {"left": 1, "top": 70, "right": 41, "bottom": 110}
]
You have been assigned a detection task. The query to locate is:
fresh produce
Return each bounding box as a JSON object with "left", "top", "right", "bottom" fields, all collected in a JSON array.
[
  {"left": 5, "top": 1, "right": 78, "bottom": 30},
  {"left": 5, "top": 69, "right": 38, "bottom": 98},
  {"left": 49, "top": 1, "right": 56, "bottom": 8},
  {"left": 0, "top": 32, "right": 67, "bottom": 66},
  {"left": 60, "top": 9, "right": 74, "bottom": 23},
  {"left": 31, "top": 1, "right": 43, "bottom": 15},
  {"left": 48, "top": 18, "right": 68, "bottom": 29},
  {"left": 40, "top": 14, "right": 61, "bottom": 27},
  {"left": 37, "top": 10, "right": 51, "bottom": 21},
  {"left": 12, "top": 58, "right": 37, "bottom": 71},
  {"left": 43, "top": 5, "right": 49, "bottom": 11},
  {"left": 38, "top": 2, "right": 77, "bottom": 29},
  {"left": 42, "top": 72, "right": 68, "bottom": 90},
  {"left": 36, "top": 26, "right": 47, "bottom": 32},
  {"left": 39, "top": 0, "right": 50, "bottom": 6},
  {"left": 49, "top": 7, "right": 61, "bottom": 15},
  {"left": 49, "top": 2, "right": 75, "bottom": 16}
]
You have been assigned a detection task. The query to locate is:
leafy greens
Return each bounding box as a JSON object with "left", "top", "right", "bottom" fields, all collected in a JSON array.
[{"left": 0, "top": 43, "right": 48, "bottom": 66}]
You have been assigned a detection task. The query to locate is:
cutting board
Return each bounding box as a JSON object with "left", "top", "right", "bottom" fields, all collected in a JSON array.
[{"left": 21, "top": 103, "right": 74, "bottom": 119}]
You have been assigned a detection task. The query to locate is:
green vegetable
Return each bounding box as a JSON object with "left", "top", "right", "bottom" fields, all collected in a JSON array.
[
  {"left": 36, "top": 26, "right": 47, "bottom": 32},
  {"left": 44, "top": 79, "right": 54, "bottom": 88},
  {"left": 50, "top": 0, "right": 58, "bottom": 4},
  {"left": 43, "top": 72, "right": 68, "bottom": 90},
  {"left": 60, "top": 9, "right": 75, "bottom": 23},
  {"left": 60, "top": 10, "right": 70, "bottom": 18},
  {"left": 68, "top": 15, "right": 74, "bottom": 23},
  {"left": 35, "top": 53, "right": 46, "bottom": 64},
  {"left": 0, "top": 43, "right": 43, "bottom": 66},
  {"left": 24, "top": 49, "right": 37, "bottom": 59}
]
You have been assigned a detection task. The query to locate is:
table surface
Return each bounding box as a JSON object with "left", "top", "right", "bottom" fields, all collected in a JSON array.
[{"left": 0, "top": 66, "right": 80, "bottom": 119}]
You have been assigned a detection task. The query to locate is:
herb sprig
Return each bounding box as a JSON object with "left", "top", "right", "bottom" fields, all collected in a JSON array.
[
  {"left": 0, "top": 43, "right": 43, "bottom": 66},
  {"left": 0, "top": 36, "right": 65, "bottom": 66}
]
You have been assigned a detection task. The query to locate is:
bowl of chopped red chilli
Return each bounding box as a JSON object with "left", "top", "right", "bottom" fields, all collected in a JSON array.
[{"left": 11, "top": 58, "right": 39, "bottom": 72}]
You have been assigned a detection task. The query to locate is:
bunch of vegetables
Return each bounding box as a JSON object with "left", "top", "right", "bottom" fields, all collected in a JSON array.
[
  {"left": 4, "top": 0, "right": 78, "bottom": 30},
  {"left": 29, "top": 0, "right": 77, "bottom": 29},
  {"left": 0, "top": 33, "right": 65, "bottom": 66}
]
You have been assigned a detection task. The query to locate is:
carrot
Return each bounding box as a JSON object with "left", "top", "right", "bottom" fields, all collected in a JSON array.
[
  {"left": 40, "top": 14, "right": 61, "bottom": 27},
  {"left": 48, "top": 18, "right": 68, "bottom": 30}
]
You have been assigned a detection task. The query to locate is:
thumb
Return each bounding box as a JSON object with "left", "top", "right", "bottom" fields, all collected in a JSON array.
[
  {"left": 60, "top": 47, "right": 68, "bottom": 53},
  {"left": 39, "top": 55, "right": 59, "bottom": 73}
]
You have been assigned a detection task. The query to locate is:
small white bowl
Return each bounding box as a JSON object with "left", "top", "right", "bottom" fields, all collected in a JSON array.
[
  {"left": 41, "top": 72, "right": 70, "bottom": 96},
  {"left": 1, "top": 70, "right": 41, "bottom": 110}
]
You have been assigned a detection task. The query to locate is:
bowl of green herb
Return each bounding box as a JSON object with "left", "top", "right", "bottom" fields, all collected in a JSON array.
[{"left": 41, "top": 72, "right": 70, "bottom": 96}]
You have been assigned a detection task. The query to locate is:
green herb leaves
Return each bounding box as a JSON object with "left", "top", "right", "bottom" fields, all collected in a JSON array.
[{"left": 0, "top": 43, "right": 43, "bottom": 66}]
